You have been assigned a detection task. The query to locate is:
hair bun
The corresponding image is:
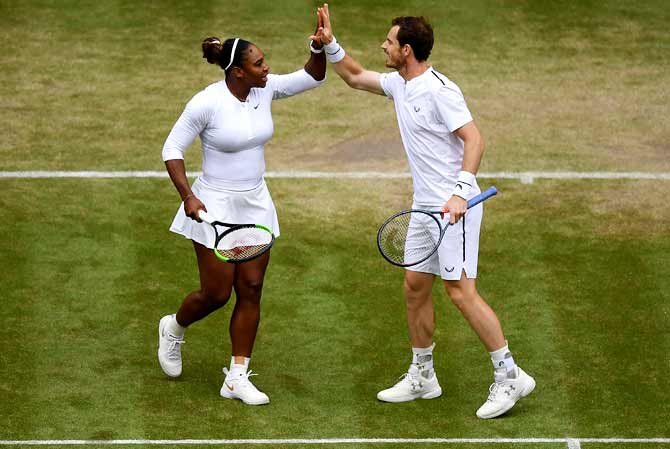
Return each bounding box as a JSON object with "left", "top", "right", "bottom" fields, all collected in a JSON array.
[{"left": 202, "top": 37, "right": 223, "bottom": 64}]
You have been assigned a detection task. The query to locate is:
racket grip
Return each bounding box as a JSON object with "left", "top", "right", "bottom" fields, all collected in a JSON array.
[
  {"left": 467, "top": 186, "right": 498, "bottom": 209},
  {"left": 198, "top": 210, "right": 215, "bottom": 224}
]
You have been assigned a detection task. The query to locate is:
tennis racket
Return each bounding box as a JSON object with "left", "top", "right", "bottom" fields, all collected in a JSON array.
[
  {"left": 198, "top": 210, "right": 275, "bottom": 264},
  {"left": 377, "top": 186, "right": 498, "bottom": 267}
]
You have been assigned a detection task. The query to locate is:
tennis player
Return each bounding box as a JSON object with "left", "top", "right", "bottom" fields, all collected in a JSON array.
[
  {"left": 158, "top": 17, "right": 326, "bottom": 405},
  {"left": 314, "top": 4, "right": 535, "bottom": 418}
]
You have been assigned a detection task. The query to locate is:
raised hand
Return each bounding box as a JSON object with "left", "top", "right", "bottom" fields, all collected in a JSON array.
[
  {"left": 315, "top": 3, "right": 334, "bottom": 45},
  {"left": 310, "top": 8, "right": 325, "bottom": 47}
]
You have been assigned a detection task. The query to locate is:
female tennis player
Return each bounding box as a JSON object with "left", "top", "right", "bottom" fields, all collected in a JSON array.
[{"left": 157, "top": 17, "right": 326, "bottom": 405}]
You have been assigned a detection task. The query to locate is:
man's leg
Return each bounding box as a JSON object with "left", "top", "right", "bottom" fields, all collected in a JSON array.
[
  {"left": 443, "top": 273, "right": 504, "bottom": 351},
  {"left": 444, "top": 273, "right": 535, "bottom": 418},
  {"left": 404, "top": 270, "right": 436, "bottom": 348},
  {"left": 377, "top": 270, "right": 442, "bottom": 402}
]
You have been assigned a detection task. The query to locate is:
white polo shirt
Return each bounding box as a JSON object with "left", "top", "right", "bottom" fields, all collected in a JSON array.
[{"left": 380, "top": 67, "right": 476, "bottom": 206}]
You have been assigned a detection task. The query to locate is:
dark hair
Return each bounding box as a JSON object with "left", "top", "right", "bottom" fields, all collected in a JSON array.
[
  {"left": 202, "top": 37, "right": 253, "bottom": 74},
  {"left": 391, "top": 16, "right": 434, "bottom": 62}
]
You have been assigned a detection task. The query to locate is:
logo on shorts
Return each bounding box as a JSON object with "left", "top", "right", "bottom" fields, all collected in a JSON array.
[
  {"left": 445, "top": 266, "right": 455, "bottom": 272},
  {"left": 414, "top": 106, "right": 420, "bottom": 112},
  {"left": 253, "top": 104, "right": 260, "bottom": 109}
]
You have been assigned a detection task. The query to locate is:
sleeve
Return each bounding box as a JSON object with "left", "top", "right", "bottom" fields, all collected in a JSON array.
[
  {"left": 379, "top": 72, "right": 398, "bottom": 100},
  {"left": 268, "top": 69, "right": 325, "bottom": 101},
  {"left": 433, "top": 85, "right": 473, "bottom": 133},
  {"left": 161, "top": 91, "right": 213, "bottom": 161}
]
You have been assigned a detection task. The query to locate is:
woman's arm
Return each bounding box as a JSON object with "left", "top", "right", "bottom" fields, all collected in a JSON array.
[
  {"left": 304, "top": 49, "right": 326, "bottom": 81},
  {"left": 304, "top": 10, "right": 326, "bottom": 81},
  {"left": 165, "top": 159, "right": 205, "bottom": 221},
  {"left": 162, "top": 92, "right": 211, "bottom": 221}
]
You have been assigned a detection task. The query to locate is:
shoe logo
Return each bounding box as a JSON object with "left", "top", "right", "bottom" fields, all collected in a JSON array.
[
  {"left": 414, "top": 106, "right": 420, "bottom": 112},
  {"left": 225, "top": 382, "right": 235, "bottom": 392},
  {"left": 410, "top": 381, "right": 424, "bottom": 392},
  {"left": 504, "top": 385, "right": 516, "bottom": 396},
  {"left": 445, "top": 266, "right": 455, "bottom": 272}
]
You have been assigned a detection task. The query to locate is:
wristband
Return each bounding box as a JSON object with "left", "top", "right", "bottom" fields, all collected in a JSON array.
[
  {"left": 309, "top": 40, "right": 324, "bottom": 54},
  {"left": 324, "top": 36, "right": 346, "bottom": 63},
  {"left": 451, "top": 171, "right": 476, "bottom": 199}
]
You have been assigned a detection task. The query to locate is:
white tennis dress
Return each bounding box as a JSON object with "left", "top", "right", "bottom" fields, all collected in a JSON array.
[
  {"left": 162, "top": 69, "right": 324, "bottom": 248},
  {"left": 380, "top": 68, "right": 482, "bottom": 280}
]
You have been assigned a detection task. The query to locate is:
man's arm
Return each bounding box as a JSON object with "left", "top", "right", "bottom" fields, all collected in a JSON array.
[
  {"left": 442, "top": 122, "right": 485, "bottom": 224},
  {"left": 329, "top": 55, "right": 384, "bottom": 94},
  {"left": 455, "top": 121, "right": 484, "bottom": 176},
  {"left": 314, "top": 3, "right": 385, "bottom": 95}
]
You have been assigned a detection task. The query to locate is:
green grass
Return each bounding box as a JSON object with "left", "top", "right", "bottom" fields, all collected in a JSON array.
[
  {"left": 1, "top": 178, "right": 669, "bottom": 448},
  {"left": 1, "top": 0, "right": 669, "bottom": 172},
  {"left": 2, "top": 1, "right": 670, "bottom": 448}
]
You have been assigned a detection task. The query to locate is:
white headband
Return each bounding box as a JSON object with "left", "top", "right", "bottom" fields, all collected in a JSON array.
[{"left": 224, "top": 38, "right": 240, "bottom": 71}]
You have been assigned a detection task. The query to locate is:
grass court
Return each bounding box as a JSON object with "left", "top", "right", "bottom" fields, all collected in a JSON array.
[{"left": 1, "top": 1, "right": 669, "bottom": 448}]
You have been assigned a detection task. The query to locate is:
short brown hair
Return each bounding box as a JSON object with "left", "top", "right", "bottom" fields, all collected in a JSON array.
[{"left": 391, "top": 16, "right": 434, "bottom": 62}]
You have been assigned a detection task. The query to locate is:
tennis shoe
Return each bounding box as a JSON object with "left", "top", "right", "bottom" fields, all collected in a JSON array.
[
  {"left": 157, "top": 315, "right": 184, "bottom": 378},
  {"left": 377, "top": 366, "right": 442, "bottom": 402},
  {"left": 220, "top": 368, "right": 270, "bottom": 405},
  {"left": 476, "top": 366, "right": 535, "bottom": 419}
]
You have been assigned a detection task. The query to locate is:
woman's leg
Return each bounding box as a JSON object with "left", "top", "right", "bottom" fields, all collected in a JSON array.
[
  {"left": 175, "top": 241, "right": 235, "bottom": 326},
  {"left": 229, "top": 252, "right": 271, "bottom": 358},
  {"left": 220, "top": 252, "right": 272, "bottom": 405}
]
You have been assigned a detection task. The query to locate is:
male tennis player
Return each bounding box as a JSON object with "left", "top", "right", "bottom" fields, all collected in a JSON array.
[{"left": 313, "top": 4, "right": 535, "bottom": 418}]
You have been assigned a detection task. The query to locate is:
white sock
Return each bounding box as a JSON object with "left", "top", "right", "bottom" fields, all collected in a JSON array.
[
  {"left": 167, "top": 314, "right": 186, "bottom": 338},
  {"left": 411, "top": 343, "right": 435, "bottom": 378},
  {"left": 489, "top": 342, "right": 517, "bottom": 381},
  {"left": 228, "top": 356, "right": 250, "bottom": 377}
]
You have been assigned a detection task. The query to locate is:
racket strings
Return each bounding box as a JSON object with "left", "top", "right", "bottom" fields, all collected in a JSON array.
[
  {"left": 379, "top": 212, "right": 441, "bottom": 266},
  {"left": 215, "top": 227, "right": 273, "bottom": 261}
]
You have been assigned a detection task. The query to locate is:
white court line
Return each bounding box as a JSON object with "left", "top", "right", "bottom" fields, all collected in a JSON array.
[
  {"left": 1, "top": 171, "right": 670, "bottom": 183},
  {"left": 566, "top": 438, "right": 581, "bottom": 449},
  {"left": 1, "top": 438, "right": 669, "bottom": 446}
]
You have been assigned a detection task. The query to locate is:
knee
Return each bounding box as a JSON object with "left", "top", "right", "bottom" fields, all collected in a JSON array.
[
  {"left": 447, "top": 287, "right": 476, "bottom": 311},
  {"left": 236, "top": 276, "right": 265, "bottom": 300},
  {"left": 403, "top": 278, "right": 430, "bottom": 310},
  {"left": 201, "top": 289, "right": 231, "bottom": 307},
  {"left": 403, "top": 277, "right": 423, "bottom": 298},
  {"left": 449, "top": 290, "right": 466, "bottom": 308}
]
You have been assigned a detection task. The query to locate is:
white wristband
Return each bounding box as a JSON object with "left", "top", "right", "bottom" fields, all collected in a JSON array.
[
  {"left": 324, "top": 36, "right": 346, "bottom": 63},
  {"left": 309, "top": 40, "right": 323, "bottom": 54},
  {"left": 452, "top": 171, "right": 476, "bottom": 199}
]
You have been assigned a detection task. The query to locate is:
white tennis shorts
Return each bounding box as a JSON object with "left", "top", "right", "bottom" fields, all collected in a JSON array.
[
  {"left": 169, "top": 176, "right": 280, "bottom": 249},
  {"left": 406, "top": 199, "right": 483, "bottom": 281}
]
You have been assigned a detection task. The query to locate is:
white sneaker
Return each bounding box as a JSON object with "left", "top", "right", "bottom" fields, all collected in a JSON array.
[
  {"left": 220, "top": 368, "right": 270, "bottom": 405},
  {"left": 157, "top": 315, "right": 184, "bottom": 378},
  {"left": 377, "top": 367, "right": 442, "bottom": 403},
  {"left": 476, "top": 366, "right": 535, "bottom": 419}
]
